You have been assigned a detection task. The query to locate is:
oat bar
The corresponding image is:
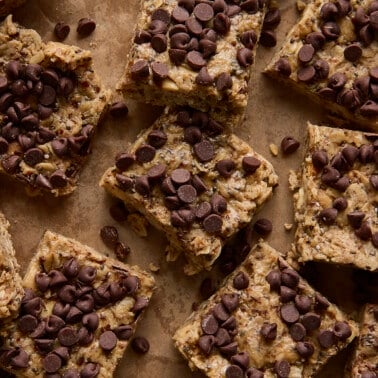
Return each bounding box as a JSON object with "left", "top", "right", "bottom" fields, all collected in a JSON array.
[
  {"left": 0, "top": 212, "right": 23, "bottom": 321},
  {"left": 100, "top": 107, "right": 278, "bottom": 275},
  {"left": 348, "top": 304, "right": 378, "bottom": 377},
  {"left": 173, "top": 241, "right": 358, "bottom": 377},
  {"left": 0, "top": 15, "right": 111, "bottom": 196},
  {"left": 0, "top": 0, "right": 25, "bottom": 17},
  {"left": 265, "top": 0, "right": 378, "bottom": 131},
  {"left": 118, "top": 0, "right": 266, "bottom": 116},
  {"left": 289, "top": 123, "right": 378, "bottom": 271},
  {"left": 0, "top": 231, "right": 155, "bottom": 377}
]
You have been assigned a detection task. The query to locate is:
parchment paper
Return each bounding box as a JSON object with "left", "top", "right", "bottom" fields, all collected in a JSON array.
[{"left": 1, "top": 0, "right": 375, "bottom": 376}]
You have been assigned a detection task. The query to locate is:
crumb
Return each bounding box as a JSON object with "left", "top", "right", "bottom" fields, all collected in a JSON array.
[
  {"left": 149, "top": 263, "right": 160, "bottom": 273},
  {"left": 269, "top": 143, "right": 279, "bottom": 156},
  {"left": 284, "top": 223, "right": 293, "bottom": 231}
]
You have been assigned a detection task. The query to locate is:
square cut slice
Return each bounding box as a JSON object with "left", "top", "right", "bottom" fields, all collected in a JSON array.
[
  {"left": 173, "top": 241, "right": 358, "bottom": 377},
  {"left": 0, "top": 15, "right": 111, "bottom": 196},
  {"left": 100, "top": 107, "right": 278, "bottom": 275},
  {"left": 118, "top": 0, "right": 266, "bottom": 116},
  {"left": 289, "top": 122, "right": 378, "bottom": 271},
  {"left": 265, "top": 0, "right": 378, "bottom": 131},
  {"left": 0, "top": 0, "right": 25, "bottom": 17},
  {"left": 348, "top": 304, "right": 378, "bottom": 377},
  {"left": 0, "top": 231, "right": 155, "bottom": 377},
  {"left": 0, "top": 212, "right": 23, "bottom": 322}
]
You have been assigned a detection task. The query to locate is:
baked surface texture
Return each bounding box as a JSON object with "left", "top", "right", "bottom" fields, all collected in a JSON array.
[
  {"left": 265, "top": 0, "right": 378, "bottom": 131},
  {"left": 349, "top": 304, "right": 378, "bottom": 377},
  {"left": 100, "top": 107, "right": 278, "bottom": 275},
  {"left": 0, "top": 231, "right": 155, "bottom": 377},
  {"left": 289, "top": 123, "right": 378, "bottom": 271},
  {"left": 173, "top": 241, "right": 358, "bottom": 377},
  {"left": 0, "top": 15, "right": 111, "bottom": 196},
  {"left": 0, "top": 212, "right": 23, "bottom": 321},
  {"left": 0, "top": 0, "right": 25, "bottom": 17},
  {"left": 118, "top": 0, "right": 266, "bottom": 116}
]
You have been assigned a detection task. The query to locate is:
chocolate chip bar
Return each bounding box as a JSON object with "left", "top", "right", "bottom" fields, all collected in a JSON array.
[
  {"left": 0, "top": 0, "right": 25, "bottom": 17},
  {"left": 265, "top": 0, "right": 378, "bottom": 131},
  {"left": 289, "top": 123, "right": 378, "bottom": 271},
  {"left": 100, "top": 107, "right": 278, "bottom": 275},
  {"left": 0, "top": 212, "right": 23, "bottom": 321},
  {"left": 0, "top": 15, "right": 111, "bottom": 196},
  {"left": 0, "top": 231, "right": 155, "bottom": 377},
  {"left": 118, "top": 0, "right": 266, "bottom": 116},
  {"left": 348, "top": 304, "right": 378, "bottom": 377},
  {"left": 173, "top": 241, "right": 358, "bottom": 377}
]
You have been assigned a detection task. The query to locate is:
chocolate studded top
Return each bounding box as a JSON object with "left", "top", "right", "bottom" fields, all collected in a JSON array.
[
  {"left": 101, "top": 108, "right": 278, "bottom": 274},
  {"left": 120, "top": 0, "right": 267, "bottom": 114},
  {"left": 268, "top": 0, "right": 378, "bottom": 129},
  {"left": 0, "top": 231, "right": 155, "bottom": 377},
  {"left": 173, "top": 242, "right": 358, "bottom": 377},
  {"left": 0, "top": 17, "right": 111, "bottom": 195}
]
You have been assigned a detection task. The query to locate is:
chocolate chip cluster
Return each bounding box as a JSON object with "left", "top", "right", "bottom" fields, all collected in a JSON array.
[
  {"left": 264, "top": 259, "right": 352, "bottom": 377},
  {"left": 0, "top": 257, "right": 148, "bottom": 377},
  {"left": 131, "top": 0, "right": 263, "bottom": 89},
  {"left": 275, "top": 0, "right": 378, "bottom": 117},
  {"left": 197, "top": 271, "right": 265, "bottom": 378},
  {"left": 0, "top": 60, "right": 93, "bottom": 191},
  {"left": 114, "top": 108, "right": 262, "bottom": 234},
  {"left": 312, "top": 142, "right": 378, "bottom": 245}
]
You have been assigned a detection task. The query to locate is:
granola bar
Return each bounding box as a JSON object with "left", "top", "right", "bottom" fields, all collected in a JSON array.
[
  {"left": 173, "top": 241, "right": 358, "bottom": 377},
  {"left": 0, "top": 15, "right": 111, "bottom": 196},
  {"left": 0, "top": 0, "right": 25, "bottom": 17},
  {"left": 290, "top": 123, "right": 378, "bottom": 271},
  {"left": 100, "top": 107, "right": 278, "bottom": 275},
  {"left": 0, "top": 212, "right": 23, "bottom": 321},
  {"left": 265, "top": 0, "right": 378, "bottom": 131},
  {"left": 348, "top": 304, "right": 378, "bottom": 378},
  {"left": 118, "top": 0, "right": 266, "bottom": 116},
  {"left": 0, "top": 231, "right": 155, "bottom": 377}
]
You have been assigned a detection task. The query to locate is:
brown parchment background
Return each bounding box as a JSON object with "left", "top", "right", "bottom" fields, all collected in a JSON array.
[{"left": 1, "top": 0, "right": 374, "bottom": 376}]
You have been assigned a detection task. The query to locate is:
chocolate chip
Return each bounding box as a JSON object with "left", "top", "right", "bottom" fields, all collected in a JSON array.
[
  {"left": 186, "top": 17, "right": 203, "bottom": 36},
  {"left": 296, "top": 341, "right": 315, "bottom": 358},
  {"left": 152, "top": 8, "right": 171, "bottom": 24},
  {"left": 132, "top": 336, "right": 150, "bottom": 353},
  {"left": 370, "top": 11, "right": 378, "bottom": 30},
  {"left": 100, "top": 225, "right": 119, "bottom": 247},
  {"left": 290, "top": 322, "right": 306, "bottom": 341},
  {"left": 134, "top": 30, "right": 151, "bottom": 44},
  {"left": 360, "top": 371, "right": 377, "bottom": 378},
  {"left": 318, "top": 329, "right": 335, "bottom": 348},
  {"left": 321, "top": 166, "right": 340, "bottom": 185},
  {"left": 0, "top": 137, "right": 9, "bottom": 154},
  {"left": 194, "top": 140, "right": 214, "bottom": 162},
  {"left": 177, "top": 184, "right": 197, "bottom": 203},
  {"left": 18, "top": 314, "right": 38, "bottom": 333},
  {"left": 77, "top": 18, "right": 96, "bottom": 36},
  {"left": 49, "top": 170, "right": 68, "bottom": 189},
  {"left": 76, "top": 294, "right": 94, "bottom": 313},
  {"left": 52, "top": 302, "right": 70, "bottom": 319},
  {"left": 194, "top": 202, "right": 211, "bottom": 220},
  {"left": 108, "top": 102, "right": 129, "bottom": 119},
  {"left": 225, "top": 365, "right": 243, "bottom": 378},
  {"left": 211, "top": 194, "right": 227, "bottom": 215},
  {"left": 135, "top": 144, "right": 156, "bottom": 163},
  {"left": 305, "top": 31, "right": 326, "bottom": 50},
  {"left": 196, "top": 67, "right": 214, "bottom": 85},
  {"left": 130, "top": 60, "right": 150, "bottom": 80},
  {"left": 294, "top": 294, "right": 312, "bottom": 314},
  {"left": 201, "top": 314, "right": 218, "bottom": 335},
  {"left": 301, "top": 312, "right": 321, "bottom": 331},
  {"left": 297, "top": 65, "right": 316, "bottom": 83},
  {"left": 321, "top": 21, "right": 340, "bottom": 39},
  {"left": 43, "top": 353, "right": 62, "bottom": 373},
  {"left": 355, "top": 221, "right": 372, "bottom": 240},
  {"left": 314, "top": 59, "right": 329, "bottom": 79},
  {"left": 241, "top": 156, "right": 261, "bottom": 175},
  {"left": 171, "top": 168, "right": 191, "bottom": 185},
  {"left": 266, "top": 269, "right": 281, "bottom": 291},
  {"left": 346, "top": 211, "right": 365, "bottom": 229},
  {"left": 80, "top": 363, "right": 100, "bottom": 378},
  {"left": 198, "top": 335, "right": 216, "bottom": 355},
  {"left": 184, "top": 126, "right": 202, "bottom": 145},
  {"left": 240, "top": 0, "right": 259, "bottom": 12},
  {"left": 82, "top": 312, "right": 99, "bottom": 331},
  {"left": 344, "top": 43, "right": 362, "bottom": 62},
  {"left": 39, "top": 85, "right": 56, "bottom": 107},
  {"left": 275, "top": 57, "right": 291, "bottom": 76},
  {"left": 98, "top": 330, "right": 117, "bottom": 351},
  {"left": 186, "top": 51, "right": 206, "bottom": 70},
  {"left": 192, "top": 174, "right": 208, "bottom": 193},
  {"left": 46, "top": 314, "right": 65, "bottom": 334},
  {"left": 298, "top": 44, "right": 315, "bottom": 64},
  {"left": 24, "top": 147, "right": 44, "bottom": 167},
  {"left": 333, "top": 321, "right": 351, "bottom": 340},
  {"left": 274, "top": 360, "right": 290, "bottom": 378},
  {"left": 233, "top": 271, "right": 249, "bottom": 290},
  {"left": 112, "top": 324, "right": 133, "bottom": 341},
  {"left": 318, "top": 208, "right": 338, "bottom": 225},
  {"left": 253, "top": 218, "right": 272, "bottom": 236},
  {"left": 58, "top": 326, "right": 78, "bottom": 347},
  {"left": 194, "top": 3, "right": 214, "bottom": 22},
  {"left": 219, "top": 341, "right": 238, "bottom": 356},
  {"left": 53, "top": 22, "right": 70, "bottom": 41},
  {"left": 213, "top": 13, "right": 231, "bottom": 34},
  {"left": 30, "top": 320, "right": 46, "bottom": 338},
  {"left": 360, "top": 100, "right": 378, "bottom": 117},
  {"left": 260, "top": 322, "right": 277, "bottom": 341},
  {"left": 151, "top": 34, "right": 168, "bottom": 53},
  {"left": 215, "top": 159, "right": 235, "bottom": 178},
  {"left": 10, "top": 80, "right": 28, "bottom": 97},
  {"left": 221, "top": 293, "right": 239, "bottom": 313},
  {"left": 320, "top": 2, "right": 339, "bottom": 20},
  {"left": 260, "top": 30, "right": 277, "bottom": 47},
  {"left": 240, "top": 30, "right": 257, "bottom": 50},
  {"left": 147, "top": 163, "right": 166, "bottom": 182},
  {"left": 280, "top": 303, "right": 300, "bottom": 324},
  {"left": 237, "top": 48, "right": 253, "bottom": 67},
  {"left": 216, "top": 72, "right": 232, "bottom": 91},
  {"left": 245, "top": 368, "right": 264, "bottom": 378},
  {"left": 280, "top": 286, "right": 297, "bottom": 302},
  {"left": 78, "top": 266, "right": 96, "bottom": 284}
]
